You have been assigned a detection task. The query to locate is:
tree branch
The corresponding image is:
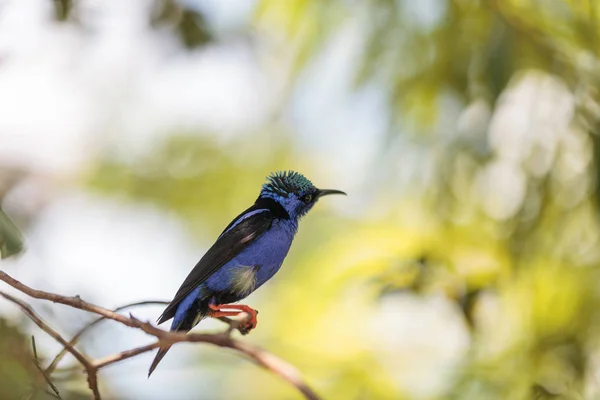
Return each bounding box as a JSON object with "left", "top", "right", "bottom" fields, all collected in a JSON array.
[
  {"left": 0, "top": 291, "right": 101, "bottom": 399},
  {"left": 46, "top": 300, "right": 169, "bottom": 375},
  {"left": 46, "top": 300, "right": 238, "bottom": 375},
  {"left": 29, "top": 335, "right": 62, "bottom": 399},
  {"left": 0, "top": 270, "right": 321, "bottom": 400},
  {"left": 93, "top": 342, "right": 161, "bottom": 370}
]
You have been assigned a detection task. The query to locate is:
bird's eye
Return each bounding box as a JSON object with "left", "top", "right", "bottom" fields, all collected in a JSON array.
[{"left": 302, "top": 194, "right": 312, "bottom": 204}]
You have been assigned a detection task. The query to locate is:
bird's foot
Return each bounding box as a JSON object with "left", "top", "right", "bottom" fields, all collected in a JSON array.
[
  {"left": 238, "top": 309, "right": 259, "bottom": 335},
  {"left": 209, "top": 303, "right": 258, "bottom": 334}
]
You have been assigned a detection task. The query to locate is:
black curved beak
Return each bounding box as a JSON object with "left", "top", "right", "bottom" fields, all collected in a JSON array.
[{"left": 316, "top": 189, "right": 347, "bottom": 198}]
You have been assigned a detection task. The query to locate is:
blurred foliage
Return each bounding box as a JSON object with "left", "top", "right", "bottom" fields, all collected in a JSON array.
[
  {"left": 0, "top": 319, "right": 43, "bottom": 400},
  {"left": 15, "top": 0, "right": 600, "bottom": 399},
  {"left": 79, "top": 0, "right": 600, "bottom": 398},
  {"left": 52, "top": 0, "right": 71, "bottom": 21},
  {"left": 0, "top": 208, "right": 24, "bottom": 259},
  {"left": 0, "top": 169, "right": 25, "bottom": 259},
  {"left": 0, "top": 319, "right": 85, "bottom": 400},
  {"left": 253, "top": 0, "right": 600, "bottom": 398},
  {"left": 88, "top": 134, "right": 293, "bottom": 236},
  {"left": 53, "top": 0, "right": 213, "bottom": 48},
  {"left": 151, "top": 0, "right": 213, "bottom": 49},
  {"left": 255, "top": 0, "right": 345, "bottom": 76}
]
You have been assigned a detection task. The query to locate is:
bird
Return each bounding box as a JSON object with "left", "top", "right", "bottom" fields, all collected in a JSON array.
[{"left": 148, "top": 170, "right": 345, "bottom": 376}]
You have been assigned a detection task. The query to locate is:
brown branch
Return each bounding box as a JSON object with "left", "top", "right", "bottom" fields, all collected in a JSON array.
[
  {"left": 46, "top": 300, "right": 170, "bottom": 374},
  {"left": 0, "top": 272, "right": 245, "bottom": 340},
  {"left": 0, "top": 271, "right": 155, "bottom": 330},
  {"left": 186, "top": 333, "right": 321, "bottom": 400},
  {"left": 0, "top": 270, "right": 321, "bottom": 400},
  {"left": 0, "top": 291, "right": 102, "bottom": 400},
  {"left": 93, "top": 334, "right": 320, "bottom": 400},
  {"left": 46, "top": 300, "right": 238, "bottom": 374},
  {"left": 93, "top": 342, "right": 161, "bottom": 370}
]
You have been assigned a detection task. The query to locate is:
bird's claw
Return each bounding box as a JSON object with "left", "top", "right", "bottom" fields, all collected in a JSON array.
[
  {"left": 238, "top": 325, "right": 252, "bottom": 335},
  {"left": 210, "top": 304, "right": 258, "bottom": 335},
  {"left": 239, "top": 309, "right": 258, "bottom": 334},
  {"left": 239, "top": 321, "right": 256, "bottom": 335},
  {"left": 219, "top": 313, "right": 256, "bottom": 336}
]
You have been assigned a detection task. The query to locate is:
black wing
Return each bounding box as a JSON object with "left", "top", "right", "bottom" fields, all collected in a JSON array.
[{"left": 157, "top": 207, "right": 273, "bottom": 324}]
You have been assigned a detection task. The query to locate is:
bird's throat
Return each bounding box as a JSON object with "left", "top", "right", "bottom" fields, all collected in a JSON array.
[{"left": 255, "top": 197, "right": 291, "bottom": 220}]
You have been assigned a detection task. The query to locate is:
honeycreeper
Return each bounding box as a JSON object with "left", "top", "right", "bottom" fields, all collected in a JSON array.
[{"left": 148, "top": 171, "right": 345, "bottom": 376}]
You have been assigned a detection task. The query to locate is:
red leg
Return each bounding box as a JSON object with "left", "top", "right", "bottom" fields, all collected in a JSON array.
[
  {"left": 208, "top": 303, "right": 258, "bottom": 331},
  {"left": 209, "top": 311, "right": 241, "bottom": 318}
]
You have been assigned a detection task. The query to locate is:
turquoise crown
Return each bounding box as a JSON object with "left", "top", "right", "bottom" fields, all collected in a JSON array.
[{"left": 262, "top": 171, "right": 315, "bottom": 197}]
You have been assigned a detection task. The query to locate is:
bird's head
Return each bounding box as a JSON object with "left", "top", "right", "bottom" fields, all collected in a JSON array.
[{"left": 259, "top": 171, "right": 346, "bottom": 219}]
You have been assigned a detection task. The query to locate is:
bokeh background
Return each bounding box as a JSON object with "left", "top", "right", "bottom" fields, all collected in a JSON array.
[{"left": 1, "top": 0, "right": 600, "bottom": 399}]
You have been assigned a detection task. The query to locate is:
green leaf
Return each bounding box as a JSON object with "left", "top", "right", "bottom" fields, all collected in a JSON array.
[{"left": 0, "top": 208, "right": 24, "bottom": 259}]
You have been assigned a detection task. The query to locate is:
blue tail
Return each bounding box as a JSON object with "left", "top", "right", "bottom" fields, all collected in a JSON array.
[
  {"left": 148, "top": 347, "right": 170, "bottom": 377},
  {"left": 148, "top": 288, "right": 209, "bottom": 377}
]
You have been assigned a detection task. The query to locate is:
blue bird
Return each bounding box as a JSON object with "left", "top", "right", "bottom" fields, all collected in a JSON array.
[{"left": 148, "top": 171, "right": 345, "bottom": 376}]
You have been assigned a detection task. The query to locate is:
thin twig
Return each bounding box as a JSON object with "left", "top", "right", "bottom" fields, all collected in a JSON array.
[
  {"left": 31, "top": 335, "right": 62, "bottom": 399},
  {"left": 94, "top": 342, "right": 160, "bottom": 370},
  {"left": 93, "top": 334, "right": 321, "bottom": 400},
  {"left": 46, "top": 300, "right": 238, "bottom": 374},
  {"left": 0, "top": 271, "right": 153, "bottom": 329},
  {"left": 46, "top": 300, "right": 170, "bottom": 374},
  {"left": 0, "top": 291, "right": 101, "bottom": 400},
  {"left": 0, "top": 270, "right": 321, "bottom": 400},
  {"left": 186, "top": 332, "right": 320, "bottom": 400}
]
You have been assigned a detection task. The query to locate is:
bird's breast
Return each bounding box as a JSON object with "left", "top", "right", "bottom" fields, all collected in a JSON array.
[
  {"left": 205, "top": 219, "right": 296, "bottom": 295},
  {"left": 229, "top": 265, "right": 259, "bottom": 297},
  {"left": 239, "top": 220, "right": 295, "bottom": 279}
]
